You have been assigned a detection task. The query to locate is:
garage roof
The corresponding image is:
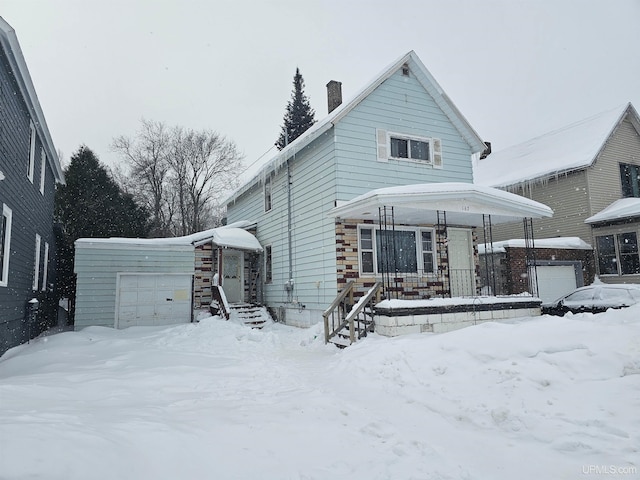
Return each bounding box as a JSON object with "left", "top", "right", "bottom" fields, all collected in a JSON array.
[{"left": 76, "top": 226, "right": 262, "bottom": 252}]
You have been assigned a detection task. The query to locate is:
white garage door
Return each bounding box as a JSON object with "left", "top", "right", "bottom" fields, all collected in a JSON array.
[
  {"left": 117, "top": 274, "right": 192, "bottom": 328},
  {"left": 531, "top": 265, "right": 577, "bottom": 303}
]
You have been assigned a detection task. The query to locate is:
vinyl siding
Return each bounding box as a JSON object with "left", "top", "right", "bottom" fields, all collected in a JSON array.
[
  {"left": 227, "top": 63, "right": 478, "bottom": 322},
  {"left": 488, "top": 169, "right": 592, "bottom": 243},
  {"left": 335, "top": 69, "right": 473, "bottom": 200},
  {"left": 227, "top": 132, "right": 338, "bottom": 312},
  {"left": 74, "top": 244, "right": 194, "bottom": 328},
  {"left": 0, "top": 44, "right": 58, "bottom": 353},
  {"left": 586, "top": 118, "right": 640, "bottom": 214}
]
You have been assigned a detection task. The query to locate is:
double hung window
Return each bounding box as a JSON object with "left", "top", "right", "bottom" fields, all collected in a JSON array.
[
  {"left": 596, "top": 232, "right": 640, "bottom": 275},
  {"left": 620, "top": 163, "right": 640, "bottom": 198},
  {"left": 1, "top": 205, "right": 12, "bottom": 287},
  {"left": 358, "top": 226, "right": 436, "bottom": 276}
]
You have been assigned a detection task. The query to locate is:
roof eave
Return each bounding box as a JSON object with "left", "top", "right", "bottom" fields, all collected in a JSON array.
[{"left": 0, "top": 17, "right": 64, "bottom": 184}]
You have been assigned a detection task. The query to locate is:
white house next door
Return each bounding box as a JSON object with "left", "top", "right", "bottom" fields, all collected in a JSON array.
[
  {"left": 448, "top": 228, "right": 475, "bottom": 297},
  {"left": 222, "top": 249, "right": 243, "bottom": 303}
]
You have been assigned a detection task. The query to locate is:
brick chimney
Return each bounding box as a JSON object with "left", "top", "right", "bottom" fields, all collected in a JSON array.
[{"left": 326, "top": 80, "right": 342, "bottom": 114}]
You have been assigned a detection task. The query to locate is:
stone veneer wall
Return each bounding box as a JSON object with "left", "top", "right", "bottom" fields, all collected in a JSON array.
[
  {"left": 194, "top": 243, "right": 214, "bottom": 309},
  {"left": 335, "top": 219, "right": 480, "bottom": 300}
]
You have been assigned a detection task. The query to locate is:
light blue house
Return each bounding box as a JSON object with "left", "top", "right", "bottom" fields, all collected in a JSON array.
[{"left": 226, "top": 51, "right": 551, "bottom": 332}]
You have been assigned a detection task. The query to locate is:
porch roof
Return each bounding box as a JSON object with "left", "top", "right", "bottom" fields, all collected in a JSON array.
[{"left": 328, "top": 183, "right": 553, "bottom": 225}]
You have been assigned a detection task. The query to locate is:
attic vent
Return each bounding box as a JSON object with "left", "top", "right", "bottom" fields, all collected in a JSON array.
[{"left": 402, "top": 63, "right": 410, "bottom": 76}]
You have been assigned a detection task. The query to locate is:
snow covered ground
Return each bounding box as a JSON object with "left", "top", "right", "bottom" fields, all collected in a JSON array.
[{"left": 1, "top": 307, "right": 639, "bottom": 480}]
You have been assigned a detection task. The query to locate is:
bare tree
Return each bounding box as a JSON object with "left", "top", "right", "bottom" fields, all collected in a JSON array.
[
  {"left": 112, "top": 119, "right": 173, "bottom": 237},
  {"left": 113, "top": 120, "right": 243, "bottom": 237}
]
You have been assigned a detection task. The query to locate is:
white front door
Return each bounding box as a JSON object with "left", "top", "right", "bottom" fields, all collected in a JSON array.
[
  {"left": 222, "top": 250, "right": 243, "bottom": 303},
  {"left": 447, "top": 228, "right": 475, "bottom": 297}
]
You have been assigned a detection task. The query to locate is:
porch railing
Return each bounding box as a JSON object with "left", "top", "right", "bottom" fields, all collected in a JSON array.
[{"left": 323, "top": 280, "right": 354, "bottom": 344}]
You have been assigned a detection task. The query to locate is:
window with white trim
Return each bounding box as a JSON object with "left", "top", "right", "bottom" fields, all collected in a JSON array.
[
  {"left": 596, "top": 232, "right": 640, "bottom": 276},
  {"left": 264, "top": 175, "right": 272, "bottom": 212},
  {"left": 358, "top": 226, "right": 436, "bottom": 276},
  {"left": 376, "top": 129, "right": 442, "bottom": 168},
  {"left": 41, "top": 242, "right": 49, "bottom": 291},
  {"left": 40, "top": 148, "right": 46, "bottom": 194},
  {"left": 33, "top": 233, "right": 41, "bottom": 290},
  {"left": 28, "top": 120, "right": 36, "bottom": 182},
  {"left": 1, "top": 204, "right": 12, "bottom": 287}
]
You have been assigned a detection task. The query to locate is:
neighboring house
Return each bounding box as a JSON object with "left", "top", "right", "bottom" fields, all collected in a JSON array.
[
  {"left": 475, "top": 103, "right": 640, "bottom": 294},
  {"left": 0, "top": 17, "right": 64, "bottom": 354},
  {"left": 225, "top": 50, "right": 552, "bottom": 330},
  {"left": 73, "top": 224, "right": 263, "bottom": 329}
]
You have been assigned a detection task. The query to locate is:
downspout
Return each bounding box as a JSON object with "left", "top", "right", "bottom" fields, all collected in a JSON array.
[{"left": 287, "top": 156, "right": 293, "bottom": 302}]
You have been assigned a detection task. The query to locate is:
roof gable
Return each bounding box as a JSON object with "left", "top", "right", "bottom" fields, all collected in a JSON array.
[
  {"left": 227, "top": 51, "right": 485, "bottom": 204},
  {"left": 0, "top": 16, "right": 64, "bottom": 184},
  {"left": 474, "top": 103, "right": 640, "bottom": 188}
]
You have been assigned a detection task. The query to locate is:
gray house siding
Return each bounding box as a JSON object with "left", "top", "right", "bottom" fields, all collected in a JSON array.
[
  {"left": 488, "top": 169, "right": 592, "bottom": 242},
  {"left": 0, "top": 39, "right": 58, "bottom": 354},
  {"left": 586, "top": 118, "right": 640, "bottom": 214},
  {"left": 74, "top": 243, "right": 195, "bottom": 328}
]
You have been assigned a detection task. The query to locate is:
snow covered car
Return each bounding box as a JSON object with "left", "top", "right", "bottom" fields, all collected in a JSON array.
[{"left": 542, "top": 284, "right": 640, "bottom": 316}]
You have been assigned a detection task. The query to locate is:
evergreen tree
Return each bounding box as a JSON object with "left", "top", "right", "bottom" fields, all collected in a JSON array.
[
  {"left": 55, "top": 146, "right": 150, "bottom": 240},
  {"left": 54, "top": 146, "right": 150, "bottom": 321},
  {"left": 276, "top": 68, "right": 316, "bottom": 150}
]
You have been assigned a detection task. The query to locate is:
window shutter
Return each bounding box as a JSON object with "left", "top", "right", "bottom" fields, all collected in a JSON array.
[
  {"left": 376, "top": 129, "right": 388, "bottom": 162},
  {"left": 432, "top": 138, "right": 442, "bottom": 168}
]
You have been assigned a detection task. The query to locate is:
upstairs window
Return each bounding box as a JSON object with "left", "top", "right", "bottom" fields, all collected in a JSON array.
[
  {"left": 1, "top": 204, "right": 12, "bottom": 287},
  {"left": 376, "top": 129, "right": 442, "bottom": 168},
  {"left": 620, "top": 163, "right": 640, "bottom": 197},
  {"left": 28, "top": 121, "right": 36, "bottom": 182},
  {"left": 40, "top": 148, "right": 46, "bottom": 194},
  {"left": 264, "top": 175, "right": 272, "bottom": 212}
]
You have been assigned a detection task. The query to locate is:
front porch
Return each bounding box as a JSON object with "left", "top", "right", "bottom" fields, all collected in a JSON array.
[{"left": 325, "top": 183, "right": 553, "bottom": 346}]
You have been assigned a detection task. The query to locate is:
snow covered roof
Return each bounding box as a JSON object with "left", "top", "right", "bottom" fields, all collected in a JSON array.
[
  {"left": 327, "top": 182, "right": 553, "bottom": 225},
  {"left": 585, "top": 198, "right": 640, "bottom": 224},
  {"left": 478, "top": 237, "right": 592, "bottom": 254},
  {"left": 0, "top": 16, "right": 64, "bottom": 184},
  {"left": 474, "top": 103, "right": 639, "bottom": 188},
  {"left": 75, "top": 224, "right": 262, "bottom": 252},
  {"left": 226, "top": 50, "right": 486, "bottom": 204}
]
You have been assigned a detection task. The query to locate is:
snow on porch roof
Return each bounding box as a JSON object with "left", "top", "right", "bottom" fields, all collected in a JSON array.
[
  {"left": 75, "top": 225, "right": 262, "bottom": 252},
  {"left": 585, "top": 198, "right": 640, "bottom": 225},
  {"left": 328, "top": 183, "right": 553, "bottom": 225}
]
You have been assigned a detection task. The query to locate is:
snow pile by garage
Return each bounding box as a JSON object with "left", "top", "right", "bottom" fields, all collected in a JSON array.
[{"left": 0, "top": 307, "right": 638, "bottom": 479}]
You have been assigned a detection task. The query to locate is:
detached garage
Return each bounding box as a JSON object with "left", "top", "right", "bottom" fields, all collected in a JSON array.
[
  {"left": 74, "top": 224, "right": 263, "bottom": 329},
  {"left": 74, "top": 239, "right": 196, "bottom": 329}
]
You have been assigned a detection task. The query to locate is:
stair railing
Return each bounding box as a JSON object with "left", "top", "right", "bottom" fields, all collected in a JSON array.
[
  {"left": 210, "top": 285, "right": 230, "bottom": 320},
  {"left": 323, "top": 280, "right": 355, "bottom": 344},
  {"left": 323, "top": 281, "right": 383, "bottom": 346},
  {"left": 343, "top": 282, "right": 382, "bottom": 344}
]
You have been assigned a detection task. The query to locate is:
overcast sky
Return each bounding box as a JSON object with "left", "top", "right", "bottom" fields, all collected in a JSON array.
[{"left": 3, "top": 0, "right": 639, "bottom": 180}]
